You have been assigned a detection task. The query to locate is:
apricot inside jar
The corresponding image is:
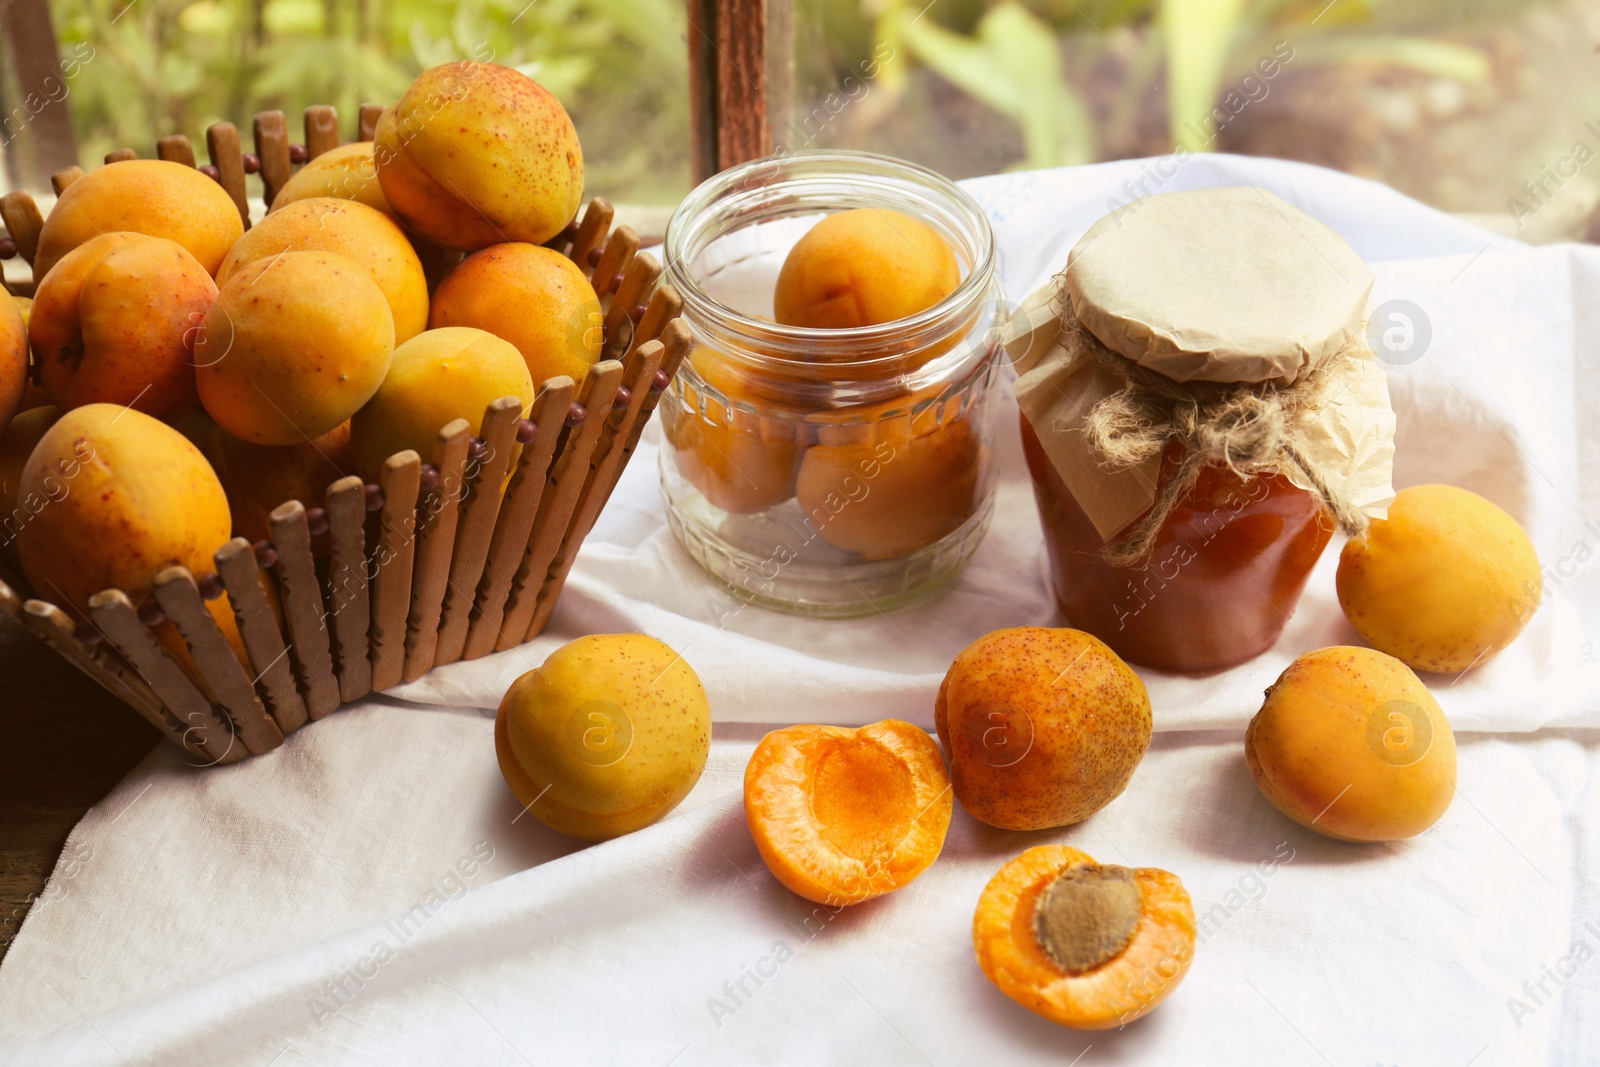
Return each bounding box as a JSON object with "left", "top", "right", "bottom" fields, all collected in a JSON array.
[
  {"left": 744, "top": 720, "right": 952, "bottom": 905},
  {"left": 974, "top": 845, "right": 1195, "bottom": 1029}
]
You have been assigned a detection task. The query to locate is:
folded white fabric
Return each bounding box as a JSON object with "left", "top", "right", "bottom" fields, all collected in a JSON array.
[{"left": 1, "top": 155, "right": 1597, "bottom": 1066}]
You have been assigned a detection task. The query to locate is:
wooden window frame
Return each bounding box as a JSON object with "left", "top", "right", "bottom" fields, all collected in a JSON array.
[{"left": 688, "top": 0, "right": 788, "bottom": 182}]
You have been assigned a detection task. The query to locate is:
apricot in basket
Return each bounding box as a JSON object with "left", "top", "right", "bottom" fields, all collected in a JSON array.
[
  {"left": 974, "top": 846, "right": 1195, "bottom": 1029},
  {"left": 32, "top": 159, "right": 243, "bottom": 279},
  {"left": 744, "top": 719, "right": 951, "bottom": 906}
]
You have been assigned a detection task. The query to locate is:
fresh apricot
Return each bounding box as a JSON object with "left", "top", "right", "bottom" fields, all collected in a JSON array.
[
  {"left": 796, "top": 415, "right": 984, "bottom": 557},
  {"left": 270, "top": 142, "right": 391, "bottom": 216},
  {"left": 744, "top": 720, "right": 951, "bottom": 906},
  {"left": 16, "top": 404, "right": 231, "bottom": 617},
  {"left": 428, "top": 242, "right": 600, "bottom": 385},
  {"left": 1338, "top": 484, "right": 1541, "bottom": 673},
  {"left": 974, "top": 846, "right": 1195, "bottom": 1029},
  {"left": 350, "top": 327, "right": 534, "bottom": 483},
  {"left": 774, "top": 208, "right": 959, "bottom": 330},
  {"left": 218, "top": 198, "right": 429, "bottom": 342},
  {"left": 30, "top": 232, "right": 216, "bottom": 419},
  {"left": 212, "top": 422, "right": 354, "bottom": 554},
  {"left": 0, "top": 406, "right": 59, "bottom": 568},
  {"left": 495, "top": 634, "right": 710, "bottom": 841},
  {"left": 33, "top": 159, "right": 244, "bottom": 280},
  {"left": 665, "top": 385, "right": 801, "bottom": 514},
  {"left": 195, "top": 251, "right": 394, "bottom": 445},
  {"left": 375, "top": 61, "right": 583, "bottom": 251},
  {"left": 936, "top": 628, "right": 1151, "bottom": 831},
  {"left": 1246, "top": 645, "right": 1456, "bottom": 842},
  {"left": 0, "top": 296, "right": 25, "bottom": 432}
]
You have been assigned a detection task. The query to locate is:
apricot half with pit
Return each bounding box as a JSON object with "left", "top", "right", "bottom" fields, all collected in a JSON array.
[
  {"left": 744, "top": 719, "right": 951, "bottom": 906},
  {"left": 1337, "top": 484, "right": 1541, "bottom": 674},
  {"left": 974, "top": 845, "right": 1195, "bottom": 1029},
  {"left": 1246, "top": 645, "right": 1456, "bottom": 842},
  {"left": 495, "top": 634, "right": 710, "bottom": 842},
  {"left": 937, "top": 628, "right": 1151, "bottom": 830}
]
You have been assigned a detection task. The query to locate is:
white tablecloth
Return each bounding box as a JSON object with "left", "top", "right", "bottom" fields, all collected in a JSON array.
[{"left": 2, "top": 155, "right": 1597, "bottom": 1065}]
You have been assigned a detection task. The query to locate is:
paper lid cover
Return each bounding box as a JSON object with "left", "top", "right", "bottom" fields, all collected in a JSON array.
[{"left": 1066, "top": 187, "right": 1374, "bottom": 384}]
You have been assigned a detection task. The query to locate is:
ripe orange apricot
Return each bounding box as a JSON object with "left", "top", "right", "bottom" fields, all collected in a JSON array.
[
  {"left": 0, "top": 296, "right": 26, "bottom": 432},
  {"left": 1337, "top": 484, "right": 1541, "bottom": 673},
  {"left": 774, "top": 208, "right": 959, "bottom": 330},
  {"left": 744, "top": 719, "right": 952, "bottom": 906},
  {"left": 796, "top": 415, "right": 985, "bottom": 558},
  {"left": 32, "top": 159, "right": 244, "bottom": 280},
  {"left": 936, "top": 628, "right": 1151, "bottom": 831},
  {"left": 217, "top": 198, "right": 429, "bottom": 342},
  {"left": 428, "top": 243, "right": 601, "bottom": 385},
  {"left": 1246, "top": 646, "right": 1456, "bottom": 842},
  {"left": 270, "top": 142, "right": 391, "bottom": 216},
  {"left": 974, "top": 845, "right": 1196, "bottom": 1030}
]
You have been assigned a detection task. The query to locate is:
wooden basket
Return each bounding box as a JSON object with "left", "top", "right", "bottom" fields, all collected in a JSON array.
[{"left": 0, "top": 106, "right": 690, "bottom": 765}]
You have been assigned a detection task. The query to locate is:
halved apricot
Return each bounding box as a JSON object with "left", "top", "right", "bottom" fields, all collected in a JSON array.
[
  {"left": 744, "top": 720, "right": 952, "bottom": 905},
  {"left": 974, "top": 845, "right": 1195, "bottom": 1030}
]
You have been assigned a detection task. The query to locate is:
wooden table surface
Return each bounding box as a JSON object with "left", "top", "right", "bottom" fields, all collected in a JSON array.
[{"left": 0, "top": 620, "right": 158, "bottom": 964}]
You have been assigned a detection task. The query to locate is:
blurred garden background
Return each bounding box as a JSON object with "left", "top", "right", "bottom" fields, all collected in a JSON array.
[{"left": 6, "top": 0, "right": 1600, "bottom": 239}]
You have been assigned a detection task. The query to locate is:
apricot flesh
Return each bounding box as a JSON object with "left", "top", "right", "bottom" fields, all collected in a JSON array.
[
  {"left": 33, "top": 159, "right": 244, "bottom": 279},
  {"left": 218, "top": 198, "right": 428, "bottom": 342},
  {"left": 796, "top": 415, "right": 984, "bottom": 558},
  {"left": 195, "top": 251, "right": 394, "bottom": 445},
  {"left": 270, "top": 142, "right": 391, "bottom": 216},
  {"left": 974, "top": 846, "right": 1196, "bottom": 1029},
  {"left": 15, "top": 404, "right": 231, "bottom": 617},
  {"left": 1246, "top": 645, "right": 1456, "bottom": 842},
  {"left": 495, "top": 634, "right": 710, "bottom": 842},
  {"left": 1338, "top": 484, "right": 1541, "bottom": 673},
  {"left": 31, "top": 232, "right": 216, "bottom": 419},
  {"left": 774, "top": 208, "right": 960, "bottom": 330},
  {"left": 350, "top": 327, "right": 535, "bottom": 483},
  {"left": 744, "top": 720, "right": 951, "bottom": 906},
  {"left": 375, "top": 62, "right": 583, "bottom": 251},
  {"left": 936, "top": 628, "right": 1151, "bottom": 831},
  {"left": 428, "top": 242, "right": 600, "bottom": 385}
]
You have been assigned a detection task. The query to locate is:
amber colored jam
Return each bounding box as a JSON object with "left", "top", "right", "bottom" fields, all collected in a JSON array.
[{"left": 1020, "top": 416, "right": 1334, "bottom": 673}]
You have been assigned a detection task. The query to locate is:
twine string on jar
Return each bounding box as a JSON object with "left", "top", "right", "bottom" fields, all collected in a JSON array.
[{"left": 1054, "top": 291, "right": 1372, "bottom": 567}]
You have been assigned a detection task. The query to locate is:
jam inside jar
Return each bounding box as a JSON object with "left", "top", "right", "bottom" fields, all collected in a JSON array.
[{"left": 1020, "top": 416, "right": 1334, "bottom": 673}]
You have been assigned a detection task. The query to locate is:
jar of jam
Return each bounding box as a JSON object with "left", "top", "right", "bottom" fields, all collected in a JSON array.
[
  {"left": 661, "top": 151, "right": 1005, "bottom": 617},
  {"left": 1009, "top": 187, "right": 1396, "bottom": 672}
]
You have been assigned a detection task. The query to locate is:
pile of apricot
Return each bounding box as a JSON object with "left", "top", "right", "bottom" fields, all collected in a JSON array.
[{"left": 665, "top": 207, "right": 989, "bottom": 559}]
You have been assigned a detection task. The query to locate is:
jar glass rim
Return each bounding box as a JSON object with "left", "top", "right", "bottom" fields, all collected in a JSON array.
[{"left": 663, "top": 149, "right": 998, "bottom": 372}]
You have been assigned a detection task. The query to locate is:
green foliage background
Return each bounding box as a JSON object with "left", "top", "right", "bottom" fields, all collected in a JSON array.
[{"left": 50, "top": 0, "right": 690, "bottom": 203}]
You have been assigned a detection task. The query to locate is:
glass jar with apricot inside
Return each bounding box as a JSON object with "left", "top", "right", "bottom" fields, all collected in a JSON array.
[
  {"left": 973, "top": 846, "right": 1196, "bottom": 1030},
  {"left": 744, "top": 720, "right": 952, "bottom": 906}
]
